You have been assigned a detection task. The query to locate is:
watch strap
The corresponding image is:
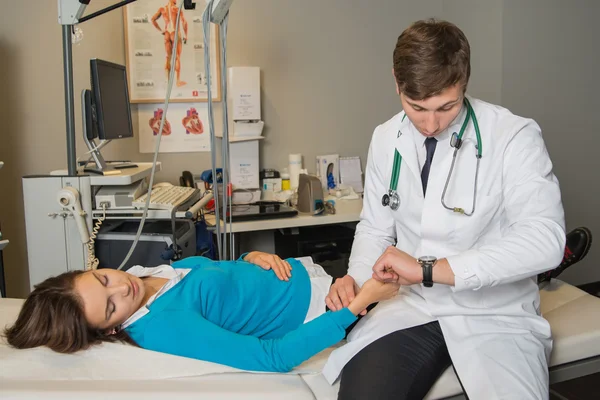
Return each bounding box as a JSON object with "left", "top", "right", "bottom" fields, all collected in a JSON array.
[{"left": 422, "top": 262, "right": 434, "bottom": 287}]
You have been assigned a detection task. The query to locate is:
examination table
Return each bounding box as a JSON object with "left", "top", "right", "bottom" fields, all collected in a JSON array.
[{"left": 1, "top": 279, "right": 599, "bottom": 399}]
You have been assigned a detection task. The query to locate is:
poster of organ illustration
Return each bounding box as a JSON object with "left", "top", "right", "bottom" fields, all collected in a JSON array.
[{"left": 138, "top": 103, "right": 211, "bottom": 153}]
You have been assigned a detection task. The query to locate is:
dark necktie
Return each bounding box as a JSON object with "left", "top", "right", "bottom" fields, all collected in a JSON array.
[{"left": 421, "top": 137, "right": 438, "bottom": 195}]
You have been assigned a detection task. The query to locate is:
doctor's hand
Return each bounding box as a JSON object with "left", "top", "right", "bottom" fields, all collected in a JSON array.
[
  {"left": 326, "top": 275, "right": 367, "bottom": 315},
  {"left": 243, "top": 252, "right": 292, "bottom": 281},
  {"left": 372, "top": 246, "right": 422, "bottom": 285}
]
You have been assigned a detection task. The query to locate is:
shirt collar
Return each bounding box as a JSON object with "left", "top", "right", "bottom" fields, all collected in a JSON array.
[
  {"left": 125, "top": 265, "right": 175, "bottom": 278},
  {"left": 121, "top": 265, "right": 185, "bottom": 330}
]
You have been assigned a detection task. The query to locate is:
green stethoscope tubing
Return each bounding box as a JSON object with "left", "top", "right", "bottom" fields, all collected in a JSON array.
[{"left": 386, "top": 97, "right": 482, "bottom": 215}]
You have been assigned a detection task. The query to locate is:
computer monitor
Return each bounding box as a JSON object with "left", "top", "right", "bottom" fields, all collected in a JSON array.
[
  {"left": 90, "top": 59, "right": 133, "bottom": 140},
  {"left": 81, "top": 59, "right": 136, "bottom": 174}
]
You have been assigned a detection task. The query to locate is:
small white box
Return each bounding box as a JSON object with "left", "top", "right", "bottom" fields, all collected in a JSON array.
[
  {"left": 316, "top": 154, "right": 340, "bottom": 190},
  {"left": 230, "top": 140, "right": 260, "bottom": 189},
  {"left": 262, "top": 178, "right": 282, "bottom": 193},
  {"left": 228, "top": 67, "right": 261, "bottom": 122}
]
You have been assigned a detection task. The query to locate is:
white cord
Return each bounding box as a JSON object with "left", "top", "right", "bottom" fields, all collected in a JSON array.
[
  {"left": 219, "top": 15, "right": 233, "bottom": 259},
  {"left": 203, "top": 2, "right": 222, "bottom": 258},
  {"left": 116, "top": 0, "right": 185, "bottom": 270},
  {"left": 86, "top": 203, "right": 106, "bottom": 271}
]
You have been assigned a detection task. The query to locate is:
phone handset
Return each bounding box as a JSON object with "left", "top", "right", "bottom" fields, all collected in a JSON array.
[
  {"left": 57, "top": 187, "right": 106, "bottom": 270},
  {"left": 57, "top": 187, "right": 90, "bottom": 243}
]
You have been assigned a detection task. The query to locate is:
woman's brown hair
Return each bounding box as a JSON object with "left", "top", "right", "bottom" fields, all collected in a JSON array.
[
  {"left": 3, "top": 270, "right": 137, "bottom": 353},
  {"left": 393, "top": 18, "right": 471, "bottom": 100}
]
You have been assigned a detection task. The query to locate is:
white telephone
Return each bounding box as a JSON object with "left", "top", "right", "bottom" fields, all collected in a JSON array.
[
  {"left": 57, "top": 187, "right": 90, "bottom": 243},
  {"left": 57, "top": 187, "right": 105, "bottom": 270}
]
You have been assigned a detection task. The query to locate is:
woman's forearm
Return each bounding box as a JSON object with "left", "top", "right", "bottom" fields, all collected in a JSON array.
[{"left": 348, "top": 291, "right": 374, "bottom": 316}]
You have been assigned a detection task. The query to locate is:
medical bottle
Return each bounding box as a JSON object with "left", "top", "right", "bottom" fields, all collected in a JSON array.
[{"left": 281, "top": 169, "right": 291, "bottom": 191}]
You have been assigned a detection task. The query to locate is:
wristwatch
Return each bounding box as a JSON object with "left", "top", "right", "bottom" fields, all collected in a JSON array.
[{"left": 417, "top": 256, "right": 437, "bottom": 288}]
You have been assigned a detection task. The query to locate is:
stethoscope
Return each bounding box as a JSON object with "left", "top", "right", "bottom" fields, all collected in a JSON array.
[{"left": 381, "top": 97, "right": 482, "bottom": 216}]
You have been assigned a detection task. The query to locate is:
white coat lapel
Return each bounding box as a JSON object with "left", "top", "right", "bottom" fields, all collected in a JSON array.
[{"left": 395, "top": 114, "right": 421, "bottom": 185}]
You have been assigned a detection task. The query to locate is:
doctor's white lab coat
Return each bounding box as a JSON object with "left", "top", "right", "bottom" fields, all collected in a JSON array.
[{"left": 323, "top": 96, "right": 566, "bottom": 399}]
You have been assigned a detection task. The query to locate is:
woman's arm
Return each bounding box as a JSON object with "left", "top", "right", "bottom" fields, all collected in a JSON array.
[{"left": 139, "top": 308, "right": 357, "bottom": 373}]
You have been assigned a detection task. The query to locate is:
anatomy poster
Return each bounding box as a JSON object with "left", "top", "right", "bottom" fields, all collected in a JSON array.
[
  {"left": 138, "top": 103, "right": 211, "bottom": 153},
  {"left": 124, "top": 0, "right": 221, "bottom": 103}
]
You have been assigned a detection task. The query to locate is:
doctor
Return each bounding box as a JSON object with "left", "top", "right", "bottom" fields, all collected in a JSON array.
[{"left": 324, "top": 19, "right": 565, "bottom": 399}]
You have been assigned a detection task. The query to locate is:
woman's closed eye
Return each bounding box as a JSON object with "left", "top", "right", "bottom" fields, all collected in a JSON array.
[{"left": 100, "top": 274, "right": 116, "bottom": 320}]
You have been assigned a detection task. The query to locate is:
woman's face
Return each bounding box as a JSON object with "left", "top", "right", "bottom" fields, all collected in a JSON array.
[{"left": 74, "top": 269, "right": 146, "bottom": 331}]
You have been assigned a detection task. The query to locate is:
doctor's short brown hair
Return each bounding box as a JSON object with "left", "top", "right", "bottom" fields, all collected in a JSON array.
[{"left": 393, "top": 19, "right": 471, "bottom": 100}]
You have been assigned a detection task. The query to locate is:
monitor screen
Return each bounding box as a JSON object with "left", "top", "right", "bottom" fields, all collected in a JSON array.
[{"left": 90, "top": 59, "right": 133, "bottom": 140}]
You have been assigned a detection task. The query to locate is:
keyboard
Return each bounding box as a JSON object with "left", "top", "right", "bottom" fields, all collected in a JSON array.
[{"left": 132, "top": 186, "right": 201, "bottom": 211}]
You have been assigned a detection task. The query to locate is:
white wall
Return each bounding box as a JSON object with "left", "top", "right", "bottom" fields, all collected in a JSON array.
[{"left": 501, "top": 0, "right": 600, "bottom": 285}]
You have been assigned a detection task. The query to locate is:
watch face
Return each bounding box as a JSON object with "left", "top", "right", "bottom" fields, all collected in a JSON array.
[{"left": 419, "top": 256, "right": 437, "bottom": 263}]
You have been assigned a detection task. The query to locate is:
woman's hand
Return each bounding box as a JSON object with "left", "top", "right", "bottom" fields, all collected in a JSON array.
[
  {"left": 243, "top": 252, "right": 292, "bottom": 281},
  {"left": 360, "top": 278, "right": 401, "bottom": 302},
  {"left": 347, "top": 278, "right": 400, "bottom": 316}
]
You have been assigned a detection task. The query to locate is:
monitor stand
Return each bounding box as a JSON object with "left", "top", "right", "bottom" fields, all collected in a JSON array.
[
  {"left": 81, "top": 89, "right": 122, "bottom": 176},
  {"left": 81, "top": 136, "right": 122, "bottom": 175}
]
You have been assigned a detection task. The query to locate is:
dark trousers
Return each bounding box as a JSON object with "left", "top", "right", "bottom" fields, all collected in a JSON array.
[{"left": 338, "top": 321, "right": 467, "bottom": 400}]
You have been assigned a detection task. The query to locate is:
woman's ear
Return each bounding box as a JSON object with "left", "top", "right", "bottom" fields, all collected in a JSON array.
[{"left": 105, "top": 325, "right": 121, "bottom": 336}]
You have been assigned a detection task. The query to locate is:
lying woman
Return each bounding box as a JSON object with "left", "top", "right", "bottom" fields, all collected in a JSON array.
[{"left": 4, "top": 252, "right": 398, "bottom": 372}]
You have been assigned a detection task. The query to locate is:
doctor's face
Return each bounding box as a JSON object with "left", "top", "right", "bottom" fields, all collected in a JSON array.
[
  {"left": 399, "top": 84, "right": 464, "bottom": 138},
  {"left": 74, "top": 269, "right": 146, "bottom": 331}
]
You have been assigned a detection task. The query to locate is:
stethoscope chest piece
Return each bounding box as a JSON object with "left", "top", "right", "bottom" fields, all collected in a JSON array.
[
  {"left": 382, "top": 190, "right": 400, "bottom": 210},
  {"left": 381, "top": 193, "right": 390, "bottom": 207}
]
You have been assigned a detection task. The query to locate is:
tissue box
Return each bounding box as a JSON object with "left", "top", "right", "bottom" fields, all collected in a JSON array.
[{"left": 316, "top": 154, "right": 339, "bottom": 190}]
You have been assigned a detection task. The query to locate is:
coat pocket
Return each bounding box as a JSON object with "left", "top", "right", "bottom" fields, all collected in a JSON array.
[{"left": 446, "top": 193, "right": 503, "bottom": 252}]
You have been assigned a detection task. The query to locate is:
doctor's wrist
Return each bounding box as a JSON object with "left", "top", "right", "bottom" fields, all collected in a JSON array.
[{"left": 432, "top": 258, "right": 455, "bottom": 286}]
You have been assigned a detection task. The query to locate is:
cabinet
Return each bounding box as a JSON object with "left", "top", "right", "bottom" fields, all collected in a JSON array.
[{"left": 274, "top": 223, "right": 357, "bottom": 280}]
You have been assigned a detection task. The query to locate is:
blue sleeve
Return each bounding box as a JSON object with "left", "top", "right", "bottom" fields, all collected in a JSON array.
[{"left": 139, "top": 308, "right": 357, "bottom": 373}]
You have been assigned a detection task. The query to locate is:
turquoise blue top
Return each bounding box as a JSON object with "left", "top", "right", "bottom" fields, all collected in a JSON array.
[{"left": 125, "top": 256, "right": 357, "bottom": 372}]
